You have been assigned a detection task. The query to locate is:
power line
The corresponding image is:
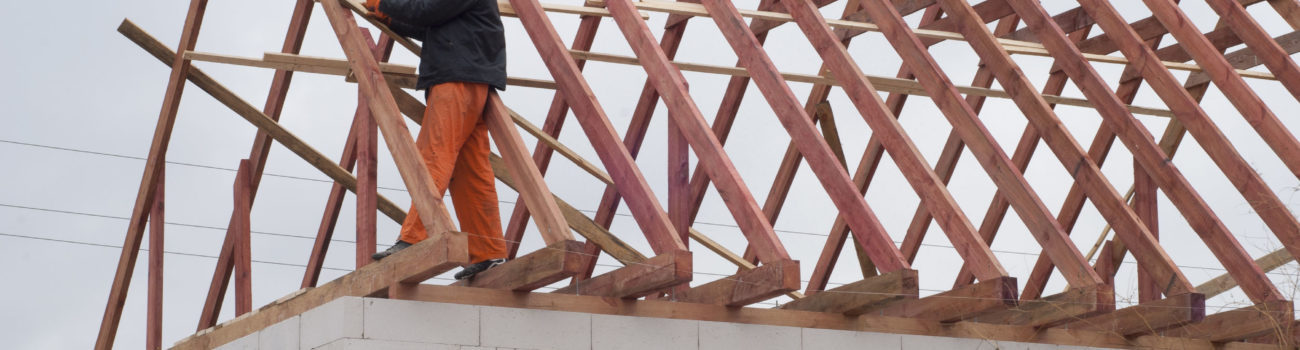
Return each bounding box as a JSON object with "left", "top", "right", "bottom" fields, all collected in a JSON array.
[{"left": 4, "top": 139, "right": 1297, "bottom": 280}]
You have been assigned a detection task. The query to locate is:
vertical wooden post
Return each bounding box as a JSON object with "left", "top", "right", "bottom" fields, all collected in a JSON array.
[
  {"left": 355, "top": 90, "right": 378, "bottom": 268},
  {"left": 146, "top": 172, "right": 164, "bottom": 350},
  {"left": 98, "top": 1, "right": 207, "bottom": 348},
  {"left": 668, "top": 116, "right": 690, "bottom": 246},
  {"left": 201, "top": 0, "right": 316, "bottom": 325},
  {"left": 1135, "top": 164, "right": 1160, "bottom": 302},
  {"left": 233, "top": 160, "right": 253, "bottom": 316}
]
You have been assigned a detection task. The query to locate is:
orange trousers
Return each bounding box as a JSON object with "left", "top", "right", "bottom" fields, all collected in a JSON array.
[{"left": 398, "top": 82, "right": 506, "bottom": 263}]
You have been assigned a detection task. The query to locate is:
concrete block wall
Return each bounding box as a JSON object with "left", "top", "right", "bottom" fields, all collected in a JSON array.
[{"left": 211, "top": 297, "right": 1116, "bottom": 350}]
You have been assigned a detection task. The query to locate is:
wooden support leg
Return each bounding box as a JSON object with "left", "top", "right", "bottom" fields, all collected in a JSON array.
[
  {"left": 97, "top": 2, "right": 207, "bottom": 348},
  {"left": 1152, "top": 301, "right": 1293, "bottom": 342},
  {"left": 781, "top": 269, "right": 918, "bottom": 315},
  {"left": 453, "top": 240, "right": 586, "bottom": 291},
  {"left": 1059, "top": 292, "right": 1205, "bottom": 336},
  {"left": 145, "top": 175, "right": 163, "bottom": 350},
  {"left": 876, "top": 277, "right": 1018, "bottom": 323},
  {"left": 552, "top": 250, "right": 692, "bottom": 298},
  {"left": 974, "top": 285, "right": 1114, "bottom": 327},
  {"left": 233, "top": 160, "right": 253, "bottom": 316},
  {"left": 675, "top": 259, "right": 800, "bottom": 307}
]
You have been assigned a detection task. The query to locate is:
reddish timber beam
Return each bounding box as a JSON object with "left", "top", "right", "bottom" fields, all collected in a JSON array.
[
  {"left": 232, "top": 160, "right": 252, "bottom": 316},
  {"left": 933, "top": 0, "right": 1194, "bottom": 296},
  {"left": 507, "top": 0, "right": 686, "bottom": 254},
  {"left": 145, "top": 174, "right": 163, "bottom": 350},
  {"left": 96, "top": 1, "right": 207, "bottom": 348},
  {"left": 202, "top": 0, "right": 318, "bottom": 325},
  {"left": 503, "top": 10, "right": 601, "bottom": 260},
  {"left": 847, "top": 0, "right": 1099, "bottom": 287},
  {"left": 604, "top": 0, "right": 790, "bottom": 262},
  {"left": 806, "top": 5, "right": 945, "bottom": 294},
  {"left": 697, "top": 0, "right": 916, "bottom": 273},
  {"left": 1065, "top": 0, "right": 1286, "bottom": 302}
]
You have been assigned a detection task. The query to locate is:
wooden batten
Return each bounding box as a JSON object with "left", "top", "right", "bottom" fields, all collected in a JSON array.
[
  {"left": 552, "top": 250, "right": 692, "bottom": 298},
  {"left": 453, "top": 240, "right": 587, "bottom": 292},
  {"left": 781, "top": 269, "right": 918, "bottom": 315},
  {"left": 675, "top": 259, "right": 800, "bottom": 306},
  {"left": 1059, "top": 292, "right": 1205, "bottom": 336},
  {"left": 1152, "top": 300, "right": 1293, "bottom": 342},
  {"left": 973, "top": 285, "right": 1114, "bottom": 327},
  {"left": 876, "top": 277, "right": 1018, "bottom": 322}
]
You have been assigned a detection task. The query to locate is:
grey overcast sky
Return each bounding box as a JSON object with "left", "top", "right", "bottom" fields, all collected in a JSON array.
[{"left": 5, "top": 0, "right": 1300, "bottom": 348}]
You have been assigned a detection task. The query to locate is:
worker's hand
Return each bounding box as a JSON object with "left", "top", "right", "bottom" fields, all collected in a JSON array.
[{"left": 363, "top": 0, "right": 390, "bottom": 24}]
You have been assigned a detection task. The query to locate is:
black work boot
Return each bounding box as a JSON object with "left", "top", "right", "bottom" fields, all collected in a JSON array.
[
  {"left": 371, "top": 240, "right": 412, "bottom": 261},
  {"left": 454, "top": 258, "right": 506, "bottom": 280}
]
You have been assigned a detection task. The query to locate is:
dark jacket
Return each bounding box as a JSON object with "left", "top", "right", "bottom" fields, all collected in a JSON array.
[{"left": 379, "top": 0, "right": 507, "bottom": 91}]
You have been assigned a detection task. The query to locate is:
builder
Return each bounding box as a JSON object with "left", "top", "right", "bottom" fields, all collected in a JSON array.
[{"left": 365, "top": 0, "right": 509, "bottom": 280}]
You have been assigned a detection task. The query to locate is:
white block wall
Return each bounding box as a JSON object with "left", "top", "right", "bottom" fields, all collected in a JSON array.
[{"left": 211, "top": 297, "right": 1117, "bottom": 350}]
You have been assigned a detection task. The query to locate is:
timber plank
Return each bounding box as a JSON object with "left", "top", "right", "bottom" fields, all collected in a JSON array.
[
  {"left": 781, "top": 269, "right": 918, "bottom": 315},
  {"left": 675, "top": 259, "right": 800, "bottom": 306},
  {"left": 1154, "top": 301, "right": 1293, "bottom": 342},
  {"left": 552, "top": 250, "right": 692, "bottom": 298},
  {"left": 877, "top": 277, "right": 1018, "bottom": 322},
  {"left": 974, "top": 285, "right": 1114, "bottom": 327},
  {"left": 1060, "top": 292, "right": 1205, "bottom": 336},
  {"left": 453, "top": 240, "right": 586, "bottom": 291}
]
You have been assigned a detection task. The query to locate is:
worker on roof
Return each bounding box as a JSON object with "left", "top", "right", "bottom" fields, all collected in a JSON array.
[{"left": 365, "top": 0, "right": 508, "bottom": 280}]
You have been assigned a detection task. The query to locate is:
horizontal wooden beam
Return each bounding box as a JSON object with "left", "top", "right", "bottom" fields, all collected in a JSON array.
[
  {"left": 182, "top": 51, "right": 557, "bottom": 90},
  {"left": 551, "top": 250, "right": 692, "bottom": 298},
  {"left": 589, "top": 0, "right": 1276, "bottom": 81},
  {"left": 1059, "top": 292, "right": 1205, "bottom": 336},
  {"left": 452, "top": 240, "right": 586, "bottom": 292},
  {"left": 877, "top": 277, "right": 1017, "bottom": 322},
  {"left": 171, "top": 231, "right": 467, "bottom": 350},
  {"left": 1154, "top": 300, "right": 1293, "bottom": 342},
  {"left": 676, "top": 259, "right": 800, "bottom": 306},
  {"left": 780, "top": 269, "right": 918, "bottom": 315},
  {"left": 973, "top": 285, "right": 1114, "bottom": 327},
  {"left": 382, "top": 283, "right": 1279, "bottom": 350},
  {"left": 567, "top": 50, "right": 1174, "bottom": 118}
]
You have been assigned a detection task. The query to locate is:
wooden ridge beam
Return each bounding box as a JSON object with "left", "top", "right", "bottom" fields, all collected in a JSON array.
[
  {"left": 781, "top": 269, "right": 918, "bottom": 315},
  {"left": 1153, "top": 301, "right": 1294, "bottom": 342},
  {"left": 1060, "top": 292, "right": 1206, "bottom": 336},
  {"left": 551, "top": 250, "right": 692, "bottom": 298},
  {"left": 172, "top": 231, "right": 468, "bottom": 350},
  {"left": 675, "top": 259, "right": 800, "bottom": 306},
  {"left": 876, "top": 277, "right": 1018, "bottom": 323},
  {"left": 452, "top": 240, "right": 586, "bottom": 292},
  {"left": 973, "top": 285, "right": 1114, "bottom": 327}
]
